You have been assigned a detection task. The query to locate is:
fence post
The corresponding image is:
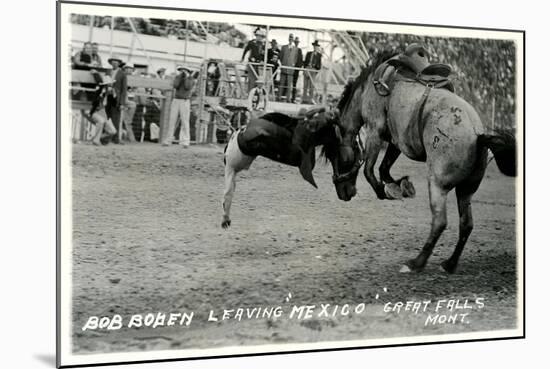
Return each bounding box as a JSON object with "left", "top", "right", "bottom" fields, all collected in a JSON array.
[
  {"left": 196, "top": 63, "right": 207, "bottom": 144},
  {"left": 159, "top": 89, "right": 173, "bottom": 144}
]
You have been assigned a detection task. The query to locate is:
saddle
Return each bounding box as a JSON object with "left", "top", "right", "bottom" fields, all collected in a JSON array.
[
  {"left": 372, "top": 44, "right": 455, "bottom": 160},
  {"left": 373, "top": 44, "right": 454, "bottom": 96}
]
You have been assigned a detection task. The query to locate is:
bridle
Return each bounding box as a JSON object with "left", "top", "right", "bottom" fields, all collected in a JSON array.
[{"left": 332, "top": 128, "right": 365, "bottom": 185}]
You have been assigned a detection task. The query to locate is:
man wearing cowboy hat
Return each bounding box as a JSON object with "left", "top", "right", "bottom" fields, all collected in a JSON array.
[
  {"left": 162, "top": 64, "right": 198, "bottom": 147},
  {"left": 303, "top": 40, "right": 323, "bottom": 104},
  {"left": 241, "top": 28, "right": 266, "bottom": 92},
  {"left": 105, "top": 55, "right": 127, "bottom": 144}
]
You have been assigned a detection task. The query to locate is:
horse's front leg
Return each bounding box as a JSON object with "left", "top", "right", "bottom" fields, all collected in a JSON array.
[
  {"left": 378, "top": 143, "right": 416, "bottom": 198},
  {"left": 379, "top": 142, "right": 400, "bottom": 184},
  {"left": 221, "top": 133, "right": 255, "bottom": 228},
  {"left": 362, "top": 135, "right": 386, "bottom": 199}
]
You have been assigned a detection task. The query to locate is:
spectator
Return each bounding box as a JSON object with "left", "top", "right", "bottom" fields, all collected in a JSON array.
[
  {"left": 105, "top": 55, "right": 127, "bottom": 144},
  {"left": 267, "top": 39, "right": 280, "bottom": 69},
  {"left": 267, "top": 39, "right": 281, "bottom": 94},
  {"left": 270, "top": 53, "right": 281, "bottom": 96},
  {"left": 162, "top": 65, "right": 198, "bottom": 147},
  {"left": 86, "top": 73, "right": 116, "bottom": 145},
  {"left": 122, "top": 63, "right": 137, "bottom": 142},
  {"left": 131, "top": 76, "right": 148, "bottom": 142},
  {"left": 213, "top": 96, "right": 232, "bottom": 144},
  {"left": 73, "top": 42, "right": 93, "bottom": 70},
  {"left": 278, "top": 33, "right": 300, "bottom": 102},
  {"left": 91, "top": 42, "right": 103, "bottom": 67},
  {"left": 206, "top": 61, "right": 221, "bottom": 96},
  {"left": 248, "top": 80, "right": 268, "bottom": 114},
  {"left": 291, "top": 36, "right": 303, "bottom": 103},
  {"left": 303, "top": 40, "right": 322, "bottom": 104},
  {"left": 241, "top": 28, "right": 266, "bottom": 92},
  {"left": 133, "top": 75, "right": 162, "bottom": 143},
  {"left": 156, "top": 67, "right": 167, "bottom": 79}
]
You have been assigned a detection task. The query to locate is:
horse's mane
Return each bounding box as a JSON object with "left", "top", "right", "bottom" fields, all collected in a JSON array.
[
  {"left": 337, "top": 48, "right": 401, "bottom": 113},
  {"left": 318, "top": 49, "right": 399, "bottom": 163}
]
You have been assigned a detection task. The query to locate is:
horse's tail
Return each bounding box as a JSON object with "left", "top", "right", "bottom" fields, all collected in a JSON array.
[{"left": 478, "top": 131, "right": 517, "bottom": 177}]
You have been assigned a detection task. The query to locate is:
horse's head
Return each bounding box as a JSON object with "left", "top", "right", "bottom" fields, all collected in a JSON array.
[
  {"left": 322, "top": 84, "right": 366, "bottom": 201},
  {"left": 323, "top": 123, "right": 363, "bottom": 201}
]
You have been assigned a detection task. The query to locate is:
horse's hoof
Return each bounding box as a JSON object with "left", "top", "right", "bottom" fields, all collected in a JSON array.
[
  {"left": 440, "top": 260, "right": 457, "bottom": 274},
  {"left": 399, "top": 264, "right": 412, "bottom": 273},
  {"left": 384, "top": 183, "right": 403, "bottom": 200},
  {"left": 403, "top": 259, "right": 425, "bottom": 273},
  {"left": 400, "top": 177, "right": 416, "bottom": 198},
  {"left": 221, "top": 218, "right": 231, "bottom": 229}
]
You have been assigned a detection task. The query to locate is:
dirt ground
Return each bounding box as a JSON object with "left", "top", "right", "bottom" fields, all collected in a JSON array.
[{"left": 70, "top": 142, "right": 519, "bottom": 355}]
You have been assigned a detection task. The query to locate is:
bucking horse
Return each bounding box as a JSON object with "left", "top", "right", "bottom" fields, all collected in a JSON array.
[
  {"left": 294, "top": 44, "right": 517, "bottom": 273},
  {"left": 221, "top": 107, "right": 340, "bottom": 228}
]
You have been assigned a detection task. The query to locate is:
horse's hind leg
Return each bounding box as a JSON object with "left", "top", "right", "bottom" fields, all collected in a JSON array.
[
  {"left": 403, "top": 178, "right": 448, "bottom": 272},
  {"left": 441, "top": 186, "right": 476, "bottom": 274}
]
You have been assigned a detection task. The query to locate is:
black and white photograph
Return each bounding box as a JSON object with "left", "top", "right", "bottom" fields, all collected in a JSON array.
[{"left": 57, "top": 1, "right": 524, "bottom": 367}]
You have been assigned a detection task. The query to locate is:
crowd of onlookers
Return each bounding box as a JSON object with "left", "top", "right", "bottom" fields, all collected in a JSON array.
[
  {"left": 240, "top": 28, "right": 325, "bottom": 104},
  {"left": 72, "top": 42, "right": 200, "bottom": 146},
  {"left": 361, "top": 32, "right": 516, "bottom": 129},
  {"left": 70, "top": 15, "right": 248, "bottom": 47},
  {"left": 71, "top": 17, "right": 516, "bottom": 146}
]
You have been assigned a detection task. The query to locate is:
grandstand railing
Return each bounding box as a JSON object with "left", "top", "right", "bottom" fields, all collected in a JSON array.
[{"left": 70, "top": 69, "right": 174, "bottom": 144}]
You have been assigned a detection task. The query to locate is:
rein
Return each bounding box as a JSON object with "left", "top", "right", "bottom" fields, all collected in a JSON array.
[{"left": 332, "top": 132, "right": 365, "bottom": 184}]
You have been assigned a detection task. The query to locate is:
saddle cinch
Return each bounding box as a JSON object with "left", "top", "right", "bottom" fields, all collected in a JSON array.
[{"left": 373, "top": 44, "right": 455, "bottom": 160}]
